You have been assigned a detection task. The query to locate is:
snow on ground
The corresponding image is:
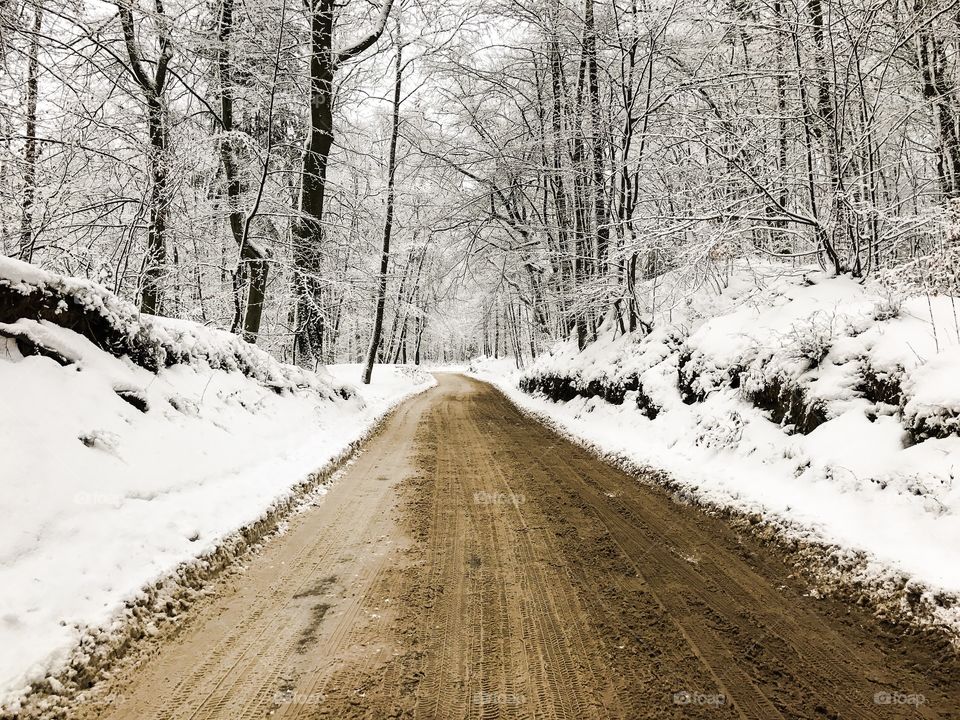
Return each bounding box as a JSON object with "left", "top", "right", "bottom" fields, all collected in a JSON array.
[
  {"left": 470, "top": 262, "right": 960, "bottom": 634},
  {"left": 0, "top": 259, "right": 434, "bottom": 710},
  {"left": 326, "top": 363, "right": 435, "bottom": 409}
]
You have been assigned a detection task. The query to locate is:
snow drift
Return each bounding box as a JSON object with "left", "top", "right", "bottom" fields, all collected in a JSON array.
[
  {"left": 472, "top": 262, "right": 960, "bottom": 636},
  {"left": 0, "top": 257, "right": 434, "bottom": 712}
]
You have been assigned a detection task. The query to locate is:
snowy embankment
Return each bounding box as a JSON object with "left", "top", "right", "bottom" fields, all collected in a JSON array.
[
  {"left": 471, "top": 263, "right": 960, "bottom": 635},
  {"left": 0, "top": 257, "right": 434, "bottom": 712}
]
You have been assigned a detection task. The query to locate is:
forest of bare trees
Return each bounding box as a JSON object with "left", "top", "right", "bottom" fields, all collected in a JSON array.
[{"left": 3, "top": 0, "right": 960, "bottom": 370}]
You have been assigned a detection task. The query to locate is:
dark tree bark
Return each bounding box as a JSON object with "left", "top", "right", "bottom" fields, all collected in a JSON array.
[
  {"left": 392, "top": 245, "right": 426, "bottom": 363},
  {"left": 806, "top": 0, "right": 845, "bottom": 273},
  {"left": 362, "top": 39, "right": 402, "bottom": 384},
  {"left": 293, "top": 0, "right": 393, "bottom": 365},
  {"left": 548, "top": 0, "right": 574, "bottom": 333},
  {"left": 914, "top": 0, "right": 960, "bottom": 202},
  {"left": 414, "top": 302, "right": 426, "bottom": 365},
  {"left": 19, "top": 6, "right": 41, "bottom": 263},
  {"left": 218, "top": 0, "right": 270, "bottom": 343},
  {"left": 115, "top": 0, "right": 174, "bottom": 316},
  {"left": 385, "top": 249, "right": 411, "bottom": 363},
  {"left": 770, "top": 0, "right": 790, "bottom": 247},
  {"left": 584, "top": 0, "right": 609, "bottom": 275}
]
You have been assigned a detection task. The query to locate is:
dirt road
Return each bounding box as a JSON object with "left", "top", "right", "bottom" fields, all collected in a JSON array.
[{"left": 77, "top": 373, "right": 959, "bottom": 719}]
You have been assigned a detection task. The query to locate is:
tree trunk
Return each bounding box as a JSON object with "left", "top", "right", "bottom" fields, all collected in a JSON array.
[
  {"left": 584, "top": 0, "right": 609, "bottom": 276},
  {"left": 384, "top": 251, "right": 410, "bottom": 362},
  {"left": 362, "top": 40, "right": 402, "bottom": 384},
  {"left": 19, "top": 6, "right": 41, "bottom": 263},
  {"left": 914, "top": 0, "right": 960, "bottom": 203},
  {"left": 414, "top": 309, "right": 425, "bottom": 365},
  {"left": 219, "top": 0, "right": 270, "bottom": 342},
  {"left": 115, "top": 0, "right": 174, "bottom": 315},
  {"left": 548, "top": 0, "right": 574, "bottom": 333},
  {"left": 292, "top": 0, "right": 334, "bottom": 362},
  {"left": 293, "top": 0, "right": 393, "bottom": 364},
  {"left": 771, "top": 0, "right": 789, "bottom": 248},
  {"left": 806, "top": 0, "right": 845, "bottom": 273},
  {"left": 142, "top": 96, "right": 169, "bottom": 315}
]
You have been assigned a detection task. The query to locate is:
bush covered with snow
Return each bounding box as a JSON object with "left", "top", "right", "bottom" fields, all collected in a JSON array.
[
  {"left": 521, "top": 264, "right": 960, "bottom": 444},
  {"left": 902, "top": 347, "right": 960, "bottom": 441},
  {"left": 0, "top": 256, "right": 343, "bottom": 398}
]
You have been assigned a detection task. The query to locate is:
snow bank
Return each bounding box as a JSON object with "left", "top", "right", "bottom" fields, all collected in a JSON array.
[
  {"left": 0, "top": 258, "right": 435, "bottom": 712},
  {"left": 471, "top": 262, "right": 960, "bottom": 635},
  {"left": 0, "top": 256, "right": 332, "bottom": 392}
]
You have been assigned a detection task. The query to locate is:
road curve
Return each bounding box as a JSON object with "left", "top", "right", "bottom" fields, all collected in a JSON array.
[{"left": 76, "top": 373, "right": 959, "bottom": 719}]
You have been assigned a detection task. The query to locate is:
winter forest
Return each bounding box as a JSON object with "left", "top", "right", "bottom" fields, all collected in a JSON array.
[
  {"left": 5, "top": 0, "right": 960, "bottom": 368},
  {"left": 4, "top": 0, "right": 960, "bottom": 716}
]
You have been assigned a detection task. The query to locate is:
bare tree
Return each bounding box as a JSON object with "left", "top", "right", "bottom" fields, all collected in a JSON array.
[
  {"left": 114, "top": 0, "right": 174, "bottom": 315},
  {"left": 362, "top": 32, "right": 403, "bottom": 384},
  {"left": 18, "top": 3, "right": 40, "bottom": 262},
  {"left": 292, "top": 0, "right": 393, "bottom": 364}
]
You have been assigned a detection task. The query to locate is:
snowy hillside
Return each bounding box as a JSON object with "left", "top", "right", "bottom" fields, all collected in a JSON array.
[
  {"left": 0, "top": 257, "right": 434, "bottom": 712},
  {"left": 471, "top": 262, "right": 960, "bottom": 634}
]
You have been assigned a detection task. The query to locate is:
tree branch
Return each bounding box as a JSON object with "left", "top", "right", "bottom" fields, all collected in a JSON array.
[
  {"left": 334, "top": 0, "right": 394, "bottom": 68},
  {"left": 114, "top": 1, "right": 154, "bottom": 92}
]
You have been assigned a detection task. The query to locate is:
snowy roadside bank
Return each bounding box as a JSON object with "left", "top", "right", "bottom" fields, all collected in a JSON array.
[
  {"left": 469, "top": 266, "right": 960, "bottom": 638},
  {"left": 473, "top": 359, "right": 960, "bottom": 638},
  {"left": 0, "top": 257, "right": 435, "bottom": 713}
]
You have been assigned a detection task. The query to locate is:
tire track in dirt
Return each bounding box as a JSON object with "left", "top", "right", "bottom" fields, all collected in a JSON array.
[
  {"left": 314, "top": 374, "right": 958, "bottom": 719},
  {"left": 73, "top": 397, "right": 428, "bottom": 720},
  {"left": 73, "top": 373, "right": 959, "bottom": 720}
]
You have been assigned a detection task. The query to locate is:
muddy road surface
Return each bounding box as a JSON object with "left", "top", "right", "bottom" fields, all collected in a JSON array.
[{"left": 76, "top": 373, "right": 959, "bottom": 719}]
